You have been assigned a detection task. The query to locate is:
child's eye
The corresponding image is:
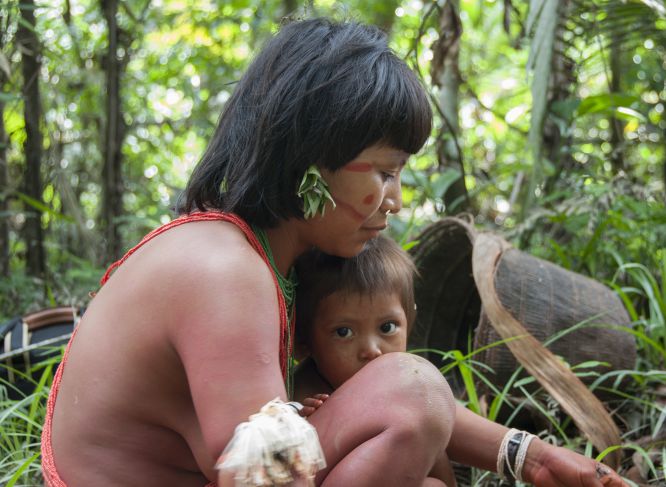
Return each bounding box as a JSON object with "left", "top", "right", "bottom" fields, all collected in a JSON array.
[
  {"left": 335, "top": 327, "right": 353, "bottom": 338},
  {"left": 379, "top": 321, "right": 398, "bottom": 334}
]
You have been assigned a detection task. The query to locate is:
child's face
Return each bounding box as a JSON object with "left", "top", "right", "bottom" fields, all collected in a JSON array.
[{"left": 308, "top": 290, "right": 408, "bottom": 389}]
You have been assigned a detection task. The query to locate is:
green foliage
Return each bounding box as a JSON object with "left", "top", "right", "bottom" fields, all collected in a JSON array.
[
  {"left": 0, "top": 0, "right": 664, "bottom": 485},
  {"left": 510, "top": 176, "right": 665, "bottom": 280},
  {"left": 611, "top": 256, "right": 666, "bottom": 368},
  {"left": 0, "top": 354, "right": 58, "bottom": 486},
  {"left": 297, "top": 165, "right": 336, "bottom": 219},
  {"left": 525, "top": 0, "right": 560, "bottom": 200}
]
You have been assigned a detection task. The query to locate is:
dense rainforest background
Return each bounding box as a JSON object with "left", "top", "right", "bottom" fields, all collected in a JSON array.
[{"left": 0, "top": 0, "right": 664, "bottom": 485}]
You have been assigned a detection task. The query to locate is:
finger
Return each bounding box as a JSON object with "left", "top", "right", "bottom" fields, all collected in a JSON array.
[
  {"left": 313, "top": 394, "right": 329, "bottom": 400},
  {"left": 303, "top": 398, "right": 324, "bottom": 408},
  {"left": 595, "top": 463, "right": 626, "bottom": 487},
  {"left": 299, "top": 406, "right": 316, "bottom": 417}
]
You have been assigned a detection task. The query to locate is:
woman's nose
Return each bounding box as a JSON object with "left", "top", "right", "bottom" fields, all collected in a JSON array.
[{"left": 380, "top": 179, "right": 402, "bottom": 215}]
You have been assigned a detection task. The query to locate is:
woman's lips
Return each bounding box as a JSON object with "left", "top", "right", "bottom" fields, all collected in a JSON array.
[
  {"left": 362, "top": 224, "right": 388, "bottom": 231},
  {"left": 360, "top": 224, "right": 388, "bottom": 238}
]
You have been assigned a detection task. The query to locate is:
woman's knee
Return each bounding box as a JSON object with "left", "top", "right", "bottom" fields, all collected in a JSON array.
[{"left": 351, "top": 353, "right": 456, "bottom": 442}]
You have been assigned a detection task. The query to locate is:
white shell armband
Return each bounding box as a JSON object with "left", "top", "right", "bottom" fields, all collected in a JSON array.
[{"left": 216, "top": 398, "right": 326, "bottom": 486}]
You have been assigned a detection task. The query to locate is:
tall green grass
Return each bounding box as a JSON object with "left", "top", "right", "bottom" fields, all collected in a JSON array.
[
  {"left": 1, "top": 259, "right": 664, "bottom": 485},
  {"left": 0, "top": 354, "right": 57, "bottom": 486}
]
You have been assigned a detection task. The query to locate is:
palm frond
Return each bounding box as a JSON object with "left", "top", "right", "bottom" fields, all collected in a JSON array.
[
  {"left": 571, "top": 0, "right": 666, "bottom": 66},
  {"left": 525, "top": 0, "right": 561, "bottom": 206}
]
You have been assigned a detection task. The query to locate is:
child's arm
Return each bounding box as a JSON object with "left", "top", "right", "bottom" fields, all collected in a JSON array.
[{"left": 448, "top": 405, "right": 626, "bottom": 487}]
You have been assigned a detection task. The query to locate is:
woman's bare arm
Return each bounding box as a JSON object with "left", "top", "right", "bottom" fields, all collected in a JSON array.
[
  {"left": 448, "top": 405, "right": 627, "bottom": 487},
  {"left": 167, "top": 224, "right": 288, "bottom": 478}
]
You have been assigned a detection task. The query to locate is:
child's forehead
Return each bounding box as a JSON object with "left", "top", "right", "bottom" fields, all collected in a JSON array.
[
  {"left": 317, "top": 289, "right": 406, "bottom": 315},
  {"left": 325, "top": 289, "right": 392, "bottom": 303}
]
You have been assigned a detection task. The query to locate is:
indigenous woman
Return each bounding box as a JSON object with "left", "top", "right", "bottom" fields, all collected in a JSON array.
[{"left": 42, "top": 18, "right": 627, "bottom": 487}]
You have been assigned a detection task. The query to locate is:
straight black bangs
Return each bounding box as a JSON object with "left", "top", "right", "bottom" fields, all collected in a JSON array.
[
  {"left": 182, "top": 19, "right": 432, "bottom": 226},
  {"left": 295, "top": 35, "right": 433, "bottom": 171}
]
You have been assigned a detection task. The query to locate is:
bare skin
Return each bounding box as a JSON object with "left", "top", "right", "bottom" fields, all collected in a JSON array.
[
  {"left": 449, "top": 406, "right": 628, "bottom": 487},
  {"left": 293, "top": 280, "right": 629, "bottom": 487},
  {"left": 292, "top": 291, "right": 457, "bottom": 487},
  {"left": 48, "top": 143, "right": 627, "bottom": 487},
  {"left": 296, "top": 361, "right": 629, "bottom": 487},
  {"left": 50, "top": 145, "right": 460, "bottom": 487},
  {"left": 51, "top": 221, "right": 285, "bottom": 486},
  {"left": 305, "top": 353, "right": 455, "bottom": 487}
]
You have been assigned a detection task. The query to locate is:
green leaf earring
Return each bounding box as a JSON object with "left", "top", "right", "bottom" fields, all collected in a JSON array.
[{"left": 297, "top": 165, "right": 336, "bottom": 219}]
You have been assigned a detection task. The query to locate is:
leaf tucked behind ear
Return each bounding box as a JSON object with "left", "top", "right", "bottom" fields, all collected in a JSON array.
[{"left": 297, "top": 166, "right": 336, "bottom": 219}]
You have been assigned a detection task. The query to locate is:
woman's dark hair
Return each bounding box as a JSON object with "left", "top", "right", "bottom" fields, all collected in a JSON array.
[
  {"left": 183, "top": 18, "right": 432, "bottom": 227},
  {"left": 294, "top": 235, "right": 418, "bottom": 345}
]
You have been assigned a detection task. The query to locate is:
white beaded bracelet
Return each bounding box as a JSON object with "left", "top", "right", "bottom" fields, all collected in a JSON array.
[
  {"left": 515, "top": 432, "right": 536, "bottom": 482},
  {"left": 496, "top": 428, "right": 536, "bottom": 483},
  {"left": 496, "top": 428, "right": 519, "bottom": 480}
]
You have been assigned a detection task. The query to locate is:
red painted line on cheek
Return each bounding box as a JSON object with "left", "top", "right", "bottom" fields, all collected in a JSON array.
[
  {"left": 344, "top": 162, "right": 373, "bottom": 173},
  {"left": 362, "top": 194, "right": 374, "bottom": 205},
  {"left": 335, "top": 198, "right": 366, "bottom": 222}
]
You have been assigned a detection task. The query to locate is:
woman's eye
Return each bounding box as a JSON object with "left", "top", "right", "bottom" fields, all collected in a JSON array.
[
  {"left": 381, "top": 172, "right": 396, "bottom": 182},
  {"left": 335, "top": 327, "right": 352, "bottom": 338},
  {"left": 380, "top": 321, "right": 398, "bottom": 334}
]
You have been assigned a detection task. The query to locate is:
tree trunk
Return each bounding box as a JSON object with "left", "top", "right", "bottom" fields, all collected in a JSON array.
[
  {"left": 430, "top": 0, "right": 471, "bottom": 214},
  {"left": 521, "top": 0, "right": 575, "bottom": 249},
  {"left": 0, "top": 87, "right": 8, "bottom": 277},
  {"left": 18, "top": 0, "right": 45, "bottom": 278},
  {"left": 542, "top": 18, "right": 576, "bottom": 190},
  {"left": 101, "top": 0, "right": 123, "bottom": 262},
  {"left": 609, "top": 40, "right": 625, "bottom": 173}
]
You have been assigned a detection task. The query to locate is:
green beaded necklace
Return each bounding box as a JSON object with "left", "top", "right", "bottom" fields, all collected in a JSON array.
[{"left": 252, "top": 226, "right": 298, "bottom": 398}]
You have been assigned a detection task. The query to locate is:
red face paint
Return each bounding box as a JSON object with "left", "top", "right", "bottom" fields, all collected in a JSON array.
[
  {"left": 335, "top": 199, "right": 366, "bottom": 222},
  {"left": 362, "top": 194, "right": 374, "bottom": 205},
  {"left": 344, "top": 162, "right": 373, "bottom": 173}
]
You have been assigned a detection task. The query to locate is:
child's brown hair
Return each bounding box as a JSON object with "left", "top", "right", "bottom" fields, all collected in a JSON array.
[{"left": 295, "top": 235, "right": 417, "bottom": 345}]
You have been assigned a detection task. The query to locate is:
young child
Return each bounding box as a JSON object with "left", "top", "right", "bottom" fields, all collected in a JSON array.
[
  {"left": 293, "top": 235, "right": 459, "bottom": 486},
  {"left": 293, "top": 234, "right": 416, "bottom": 404},
  {"left": 293, "top": 235, "right": 626, "bottom": 487}
]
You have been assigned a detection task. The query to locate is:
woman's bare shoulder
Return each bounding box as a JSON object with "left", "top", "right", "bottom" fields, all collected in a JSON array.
[
  {"left": 135, "top": 220, "right": 270, "bottom": 286},
  {"left": 97, "top": 220, "right": 277, "bottom": 329},
  {"left": 161, "top": 220, "right": 263, "bottom": 267}
]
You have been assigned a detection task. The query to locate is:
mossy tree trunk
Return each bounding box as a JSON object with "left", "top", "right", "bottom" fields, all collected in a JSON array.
[
  {"left": 18, "top": 0, "right": 45, "bottom": 278},
  {"left": 0, "top": 80, "right": 8, "bottom": 277},
  {"left": 430, "top": 0, "right": 471, "bottom": 214},
  {"left": 101, "top": 0, "right": 124, "bottom": 262}
]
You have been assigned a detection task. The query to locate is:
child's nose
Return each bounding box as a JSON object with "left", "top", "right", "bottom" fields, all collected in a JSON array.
[{"left": 359, "top": 341, "right": 382, "bottom": 362}]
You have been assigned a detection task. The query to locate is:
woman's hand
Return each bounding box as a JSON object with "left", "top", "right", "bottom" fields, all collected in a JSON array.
[
  {"left": 299, "top": 393, "right": 329, "bottom": 417},
  {"left": 526, "top": 442, "right": 628, "bottom": 487}
]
